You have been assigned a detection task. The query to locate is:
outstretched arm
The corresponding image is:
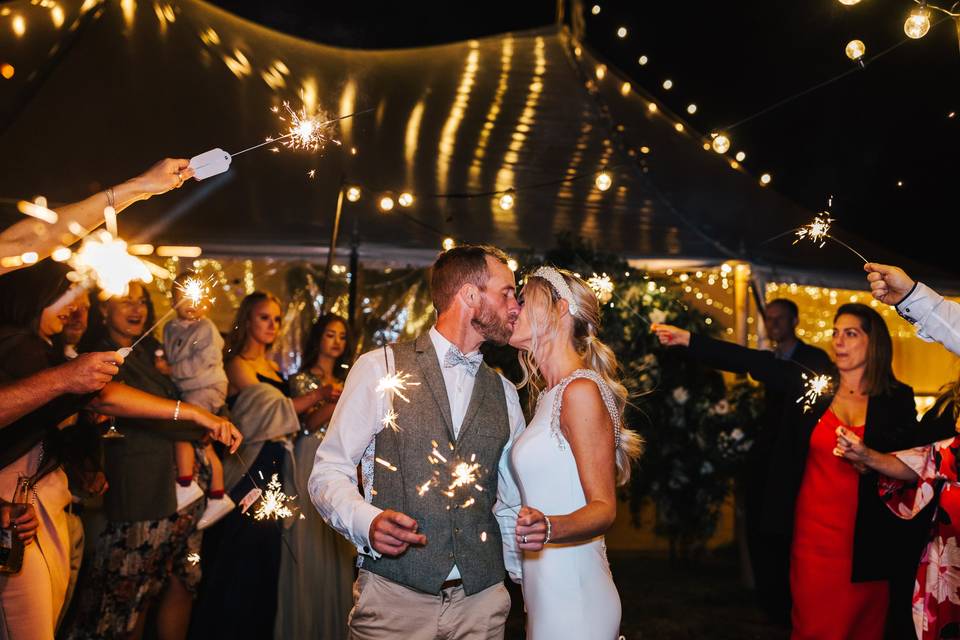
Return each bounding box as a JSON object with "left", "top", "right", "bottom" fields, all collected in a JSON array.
[
  {"left": 834, "top": 426, "right": 918, "bottom": 481},
  {"left": 0, "top": 158, "right": 193, "bottom": 274}
]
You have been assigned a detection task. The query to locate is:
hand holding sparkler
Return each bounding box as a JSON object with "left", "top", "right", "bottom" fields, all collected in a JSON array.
[
  {"left": 864, "top": 263, "right": 916, "bottom": 306},
  {"left": 516, "top": 506, "right": 549, "bottom": 551},
  {"left": 185, "top": 406, "right": 242, "bottom": 453},
  {"left": 368, "top": 509, "right": 427, "bottom": 556},
  {"left": 651, "top": 323, "right": 691, "bottom": 347},
  {"left": 58, "top": 351, "right": 124, "bottom": 393}
]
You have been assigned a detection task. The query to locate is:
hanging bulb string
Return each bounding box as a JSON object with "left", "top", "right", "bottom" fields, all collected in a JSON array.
[
  {"left": 721, "top": 21, "right": 949, "bottom": 133},
  {"left": 913, "top": 0, "right": 960, "bottom": 17}
]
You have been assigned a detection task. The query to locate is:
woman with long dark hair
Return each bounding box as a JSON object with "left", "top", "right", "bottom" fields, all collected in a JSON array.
[
  {"left": 275, "top": 314, "right": 355, "bottom": 640},
  {"left": 0, "top": 262, "right": 239, "bottom": 640},
  {"left": 654, "top": 303, "right": 929, "bottom": 639}
]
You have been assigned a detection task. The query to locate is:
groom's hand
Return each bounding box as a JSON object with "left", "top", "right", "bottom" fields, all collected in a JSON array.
[
  {"left": 516, "top": 506, "right": 548, "bottom": 551},
  {"left": 369, "top": 509, "right": 427, "bottom": 556}
]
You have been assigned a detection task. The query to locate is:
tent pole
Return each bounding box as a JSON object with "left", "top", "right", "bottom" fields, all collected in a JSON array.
[
  {"left": 347, "top": 218, "right": 360, "bottom": 329},
  {"left": 321, "top": 178, "right": 346, "bottom": 314},
  {"left": 732, "top": 260, "right": 756, "bottom": 590}
]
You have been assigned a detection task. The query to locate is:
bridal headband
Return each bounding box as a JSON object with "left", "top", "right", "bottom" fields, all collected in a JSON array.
[{"left": 530, "top": 267, "right": 579, "bottom": 317}]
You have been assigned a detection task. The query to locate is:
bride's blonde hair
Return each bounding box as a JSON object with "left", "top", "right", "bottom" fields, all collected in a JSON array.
[{"left": 518, "top": 267, "right": 643, "bottom": 485}]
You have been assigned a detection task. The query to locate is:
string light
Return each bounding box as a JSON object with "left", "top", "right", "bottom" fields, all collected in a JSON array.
[
  {"left": 617, "top": 27, "right": 627, "bottom": 38},
  {"left": 442, "top": 237, "right": 455, "bottom": 251},
  {"left": 711, "top": 133, "right": 731, "bottom": 154},
  {"left": 498, "top": 190, "right": 515, "bottom": 211},
  {"left": 345, "top": 186, "right": 361, "bottom": 202},
  {"left": 378, "top": 194, "right": 395, "bottom": 212},
  {"left": 759, "top": 173, "right": 772, "bottom": 186},
  {"left": 662, "top": 79, "right": 673, "bottom": 90},
  {"left": 904, "top": 7, "right": 931, "bottom": 39},
  {"left": 51, "top": 247, "right": 71, "bottom": 262},
  {"left": 638, "top": 55, "right": 649, "bottom": 65},
  {"left": 398, "top": 192, "right": 414, "bottom": 207},
  {"left": 845, "top": 39, "right": 866, "bottom": 61},
  {"left": 0, "top": 64, "right": 13, "bottom": 80},
  {"left": 595, "top": 171, "right": 613, "bottom": 191},
  {"left": 735, "top": 151, "right": 746, "bottom": 162},
  {"left": 648, "top": 102, "right": 658, "bottom": 113},
  {"left": 837, "top": 0, "right": 861, "bottom": 4},
  {"left": 687, "top": 104, "right": 697, "bottom": 114},
  {"left": 620, "top": 82, "right": 631, "bottom": 96},
  {"left": 591, "top": 4, "right": 601, "bottom": 15}
]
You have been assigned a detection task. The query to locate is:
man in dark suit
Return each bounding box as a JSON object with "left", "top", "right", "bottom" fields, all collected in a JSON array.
[{"left": 746, "top": 298, "right": 832, "bottom": 626}]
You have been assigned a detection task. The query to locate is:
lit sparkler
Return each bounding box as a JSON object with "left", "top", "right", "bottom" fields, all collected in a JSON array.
[
  {"left": 587, "top": 273, "right": 614, "bottom": 304},
  {"left": 376, "top": 371, "right": 420, "bottom": 403},
  {"left": 381, "top": 408, "right": 400, "bottom": 432},
  {"left": 252, "top": 473, "right": 297, "bottom": 521},
  {"left": 118, "top": 273, "right": 217, "bottom": 358},
  {"left": 794, "top": 214, "right": 833, "bottom": 249},
  {"left": 230, "top": 105, "right": 374, "bottom": 158},
  {"left": 797, "top": 373, "right": 833, "bottom": 413},
  {"left": 69, "top": 230, "right": 153, "bottom": 298},
  {"left": 375, "top": 457, "right": 398, "bottom": 472}
]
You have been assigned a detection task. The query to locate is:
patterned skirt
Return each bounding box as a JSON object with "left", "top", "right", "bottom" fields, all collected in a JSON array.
[{"left": 66, "top": 445, "right": 210, "bottom": 638}]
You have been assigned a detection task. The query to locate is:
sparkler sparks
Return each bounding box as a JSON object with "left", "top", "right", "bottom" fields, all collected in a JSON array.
[
  {"left": 794, "top": 214, "right": 833, "bottom": 248},
  {"left": 381, "top": 408, "right": 400, "bottom": 432},
  {"left": 186, "top": 553, "right": 201, "bottom": 566},
  {"left": 797, "top": 373, "right": 833, "bottom": 413},
  {"left": 69, "top": 230, "right": 153, "bottom": 297},
  {"left": 176, "top": 274, "right": 215, "bottom": 308},
  {"left": 587, "top": 273, "right": 614, "bottom": 304},
  {"left": 375, "top": 457, "right": 398, "bottom": 472},
  {"left": 252, "top": 474, "right": 297, "bottom": 521},
  {"left": 376, "top": 371, "right": 420, "bottom": 403}
]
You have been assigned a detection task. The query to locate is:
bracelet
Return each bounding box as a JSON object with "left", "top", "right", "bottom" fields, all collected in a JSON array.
[
  {"left": 105, "top": 187, "right": 115, "bottom": 209},
  {"left": 173, "top": 400, "right": 181, "bottom": 421},
  {"left": 544, "top": 515, "right": 552, "bottom": 544}
]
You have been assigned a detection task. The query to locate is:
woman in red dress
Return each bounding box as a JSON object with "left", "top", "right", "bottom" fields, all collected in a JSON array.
[
  {"left": 654, "top": 303, "right": 927, "bottom": 638},
  {"left": 836, "top": 383, "right": 960, "bottom": 640}
]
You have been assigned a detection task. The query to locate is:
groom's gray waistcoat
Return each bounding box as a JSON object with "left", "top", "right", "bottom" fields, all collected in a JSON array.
[{"left": 364, "top": 334, "right": 510, "bottom": 595}]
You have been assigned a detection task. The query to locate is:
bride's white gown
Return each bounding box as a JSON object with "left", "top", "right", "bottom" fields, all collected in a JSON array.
[{"left": 510, "top": 370, "right": 622, "bottom": 640}]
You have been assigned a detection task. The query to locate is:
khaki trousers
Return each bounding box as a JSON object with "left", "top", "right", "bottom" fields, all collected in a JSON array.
[{"left": 348, "top": 570, "right": 511, "bottom": 640}]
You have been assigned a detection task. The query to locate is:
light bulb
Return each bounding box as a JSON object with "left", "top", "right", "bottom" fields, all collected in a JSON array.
[
  {"left": 378, "top": 195, "right": 395, "bottom": 212},
  {"left": 662, "top": 79, "right": 673, "bottom": 90},
  {"left": 687, "top": 103, "right": 697, "bottom": 114},
  {"left": 345, "top": 186, "right": 361, "bottom": 202},
  {"left": 595, "top": 172, "right": 613, "bottom": 191},
  {"left": 759, "top": 173, "right": 772, "bottom": 186},
  {"left": 398, "top": 192, "right": 414, "bottom": 207},
  {"left": 711, "top": 133, "right": 731, "bottom": 154},
  {"left": 616, "top": 27, "right": 627, "bottom": 38},
  {"left": 838, "top": 0, "right": 860, "bottom": 5},
  {"left": 591, "top": 4, "right": 601, "bottom": 15},
  {"left": 637, "top": 55, "right": 648, "bottom": 65},
  {"left": 904, "top": 8, "right": 931, "bottom": 39},
  {"left": 845, "top": 39, "right": 866, "bottom": 61},
  {"left": 735, "top": 151, "right": 746, "bottom": 162},
  {"left": 498, "top": 191, "right": 515, "bottom": 211},
  {"left": 442, "top": 238, "right": 455, "bottom": 251},
  {"left": 620, "top": 82, "right": 631, "bottom": 96}
]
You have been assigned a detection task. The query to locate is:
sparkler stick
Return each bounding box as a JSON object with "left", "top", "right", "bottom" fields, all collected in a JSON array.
[{"left": 230, "top": 108, "right": 374, "bottom": 158}]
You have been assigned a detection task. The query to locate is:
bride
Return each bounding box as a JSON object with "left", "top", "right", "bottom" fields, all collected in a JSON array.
[{"left": 509, "top": 266, "right": 643, "bottom": 640}]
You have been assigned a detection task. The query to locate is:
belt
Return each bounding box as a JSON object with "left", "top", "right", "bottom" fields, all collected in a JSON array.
[{"left": 440, "top": 579, "right": 463, "bottom": 590}]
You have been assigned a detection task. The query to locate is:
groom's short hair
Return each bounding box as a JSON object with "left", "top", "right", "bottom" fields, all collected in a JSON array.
[{"left": 430, "top": 244, "right": 511, "bottom": 313}]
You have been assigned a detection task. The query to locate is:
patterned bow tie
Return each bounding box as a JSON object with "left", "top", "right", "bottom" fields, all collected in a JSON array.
[{"left": 443, "top": 346, "right": 483, "bottom": 376}]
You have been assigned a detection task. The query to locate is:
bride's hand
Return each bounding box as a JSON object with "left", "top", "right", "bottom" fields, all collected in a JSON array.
[{"left": 516, "top": 506, "right": 548, "bottom": 552}]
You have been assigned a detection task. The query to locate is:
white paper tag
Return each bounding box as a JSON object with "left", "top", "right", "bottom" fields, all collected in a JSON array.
[
  {"left": 239, "top": 487, "right": 262, "bottom": 514},
  {"left": 189, "top": 148, "right": 232, "bottom": 181}
]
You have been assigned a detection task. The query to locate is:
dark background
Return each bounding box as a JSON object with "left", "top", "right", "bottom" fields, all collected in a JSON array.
[{"left": 205, "top": 0, "right": 959, "bottom": 274}]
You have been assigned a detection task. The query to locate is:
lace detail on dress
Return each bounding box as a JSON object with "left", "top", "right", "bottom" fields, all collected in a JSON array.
[{"left": 547, "top": 369, "right": 622, "bottom": 450}]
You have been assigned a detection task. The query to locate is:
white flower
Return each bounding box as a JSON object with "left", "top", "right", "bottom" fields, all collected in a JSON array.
[
  {"left": 648, "top": 308, "right": 667, "bottom": 325},
  {"left": 672, "top": 387, "right": 690, "bottom": 405},
  {"left": 924, "top": 536, "right": 960, "bottom": 605},
  {"left": 713, "top": 399, "right": 731, "bottom": 415}
]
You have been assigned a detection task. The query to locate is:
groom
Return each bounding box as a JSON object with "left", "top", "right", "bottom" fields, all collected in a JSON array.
[{"left": 309, "top": 245, "right": 526, "bottom": 639}]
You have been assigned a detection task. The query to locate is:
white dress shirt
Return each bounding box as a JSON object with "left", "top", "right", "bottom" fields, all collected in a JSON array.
[
  {"left": 308, "top": 326, "right": 525, "bottom": 582},
  {"left": 897, "top": 282, "right": 960, "bottom": 357}
]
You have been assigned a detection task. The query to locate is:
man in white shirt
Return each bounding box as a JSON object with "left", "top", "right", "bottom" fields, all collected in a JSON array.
[
  {"left": 865, "top": 262, "right": 960, "bottom": 356},
  {"left": 309, "top": 245, "right": 524, "bottom": 640}
]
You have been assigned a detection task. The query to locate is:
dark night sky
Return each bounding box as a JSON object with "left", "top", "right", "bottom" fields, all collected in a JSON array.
[{"left": 209, "top": 0, "right": 959, "bottom": 274}]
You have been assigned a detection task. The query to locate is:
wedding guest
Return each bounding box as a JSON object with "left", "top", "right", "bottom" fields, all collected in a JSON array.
[
  {"left": 747, "top": 298, "right": 832, "bottom": 625},
  {"left": 0, "top": 263, "right": 238, "bottom": 640},
  {"left": 68, "top": 281, "right": 242, "bottom": 640},
  {"left": 190, "top": 292, "right": 325, "bottom": 640},
  {"left": 836, "top": 372, "right": 960, "bottom": 640},
  {"left": 654, "top": 304, "right": 927, "bottom": 639},
  {"left": 275, "top": 314, "right": 355, "bottom": 640}
]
